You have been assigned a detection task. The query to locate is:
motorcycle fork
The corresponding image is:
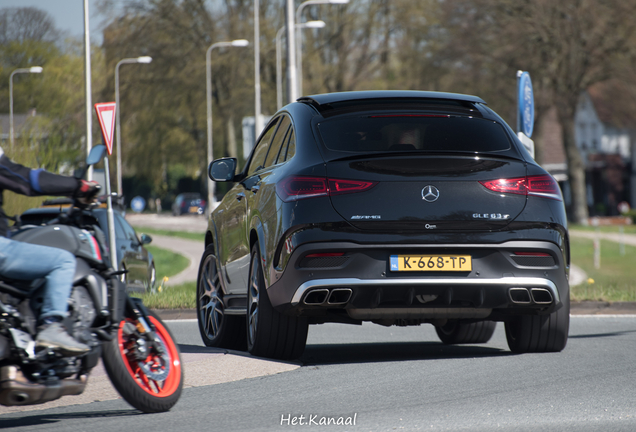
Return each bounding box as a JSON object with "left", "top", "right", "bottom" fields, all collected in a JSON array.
[{"left": 124, "top": 296, "right": 165, "bottom": 356}]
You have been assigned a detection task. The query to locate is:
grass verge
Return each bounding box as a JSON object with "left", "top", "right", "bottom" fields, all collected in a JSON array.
[
  {"left": 570, "top": 223, "right": 636, "bottom": 235},
  {"left": 129, "top": 245, "right": 196, "bottom": 309},
  {"left": 134, "top": 281, "right": 196, "bottom": 309},
  {"left": 146, "top": 245, "right": 189, "bottom": 280},
  {"left": 570, "top": 237, "right": 636, "bottom": 302}
]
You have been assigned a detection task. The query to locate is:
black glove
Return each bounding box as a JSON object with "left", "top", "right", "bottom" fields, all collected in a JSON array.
[{"left": 76, "top": 180, "right": 101, "bottom": 204}]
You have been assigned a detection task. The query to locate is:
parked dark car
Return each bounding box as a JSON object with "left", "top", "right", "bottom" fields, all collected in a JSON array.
[
  {"left": 17, "top": 206, "right": 156, "bottom": 293},
  {"left": 172, "top": 193, "right": 206, "bottom": 216},
  {"left": 197, "top": 90, "right": 570, "bottom": 360}
]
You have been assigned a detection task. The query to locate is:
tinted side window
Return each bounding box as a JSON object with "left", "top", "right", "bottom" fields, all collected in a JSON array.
[
  {"left": 113, "top": 216, "right": 127, "bottom": 240},
  {"left": 117, "top": 214, "right": 138, "bottom": 243},
  {"left": 247, "top": 118, "right": 279, "bottom": 176},
  {"left": 283, "top": 130, "right": 295, "bottom": 162},
  {"left": 264, "top": 116, "right": 291, "bottom": 168},
  {"left": 276, "top": 129, "right": 291, "bottom": 164}
]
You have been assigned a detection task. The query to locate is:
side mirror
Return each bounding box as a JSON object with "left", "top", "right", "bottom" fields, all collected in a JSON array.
[
  {"left": 209, "top": 158, "right": 237, "bottom": 182},
  {"left": 76, "top": 145, "right": 108, "bottom": 179},
  {"left": 140, "top": 233, "right": 152, "bottom": 245},
  {"left": 87, "top": 145, "right": 108, "bottom": 166}
]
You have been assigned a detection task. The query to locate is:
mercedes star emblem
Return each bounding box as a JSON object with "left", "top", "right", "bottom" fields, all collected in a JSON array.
[{"left": 422, "top": 185, "right": 440, "bottom": 202}]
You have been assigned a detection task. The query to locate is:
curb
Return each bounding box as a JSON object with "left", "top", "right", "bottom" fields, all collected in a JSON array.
[
  {"left": 152, "top": 309, "right": 197, "bottom": 320},
  {"left": 153, "top": 301, "right": 636, "bottom": 321}
]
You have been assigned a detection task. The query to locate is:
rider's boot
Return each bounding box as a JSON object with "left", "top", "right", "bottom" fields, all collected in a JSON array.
[{"left": 36, "top": 317, "right": 90, "bottom": 356}]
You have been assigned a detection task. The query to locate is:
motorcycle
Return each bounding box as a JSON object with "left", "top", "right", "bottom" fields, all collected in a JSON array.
[{"left": 0, "top": 145, "right": 183, "bottom": 412}]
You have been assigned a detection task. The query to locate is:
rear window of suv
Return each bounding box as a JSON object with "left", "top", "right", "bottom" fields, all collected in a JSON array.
[{"left": 317, "top": 115, "right": 511, "bottom": 153}]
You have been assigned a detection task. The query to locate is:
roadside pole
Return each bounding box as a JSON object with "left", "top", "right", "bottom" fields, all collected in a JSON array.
[
  {"left": 84, "top": 0, "right": 93, "bottom": 180},
  {"left": 286, "top": 0, "right": 297, "bottom": 104},
  {"left": 94, "top": 102, "right": 119, "bottom": 271}
]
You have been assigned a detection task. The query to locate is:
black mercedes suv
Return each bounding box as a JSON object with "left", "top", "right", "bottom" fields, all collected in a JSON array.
[{"left": 197, "top": 91, "right": 570, "bottom": 360}]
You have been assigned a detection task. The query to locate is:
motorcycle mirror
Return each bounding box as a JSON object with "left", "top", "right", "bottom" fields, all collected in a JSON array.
[
  {"left": 76, "top": 144, "right": 108, "bottom": 180},
  {"left": 86, "top": 145, "right": 108, "bottom": 166}
]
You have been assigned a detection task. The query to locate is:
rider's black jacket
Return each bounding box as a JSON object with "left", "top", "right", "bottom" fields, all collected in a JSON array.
[{"left": 0, "top": 146, "right": 79, "bottom": 237}]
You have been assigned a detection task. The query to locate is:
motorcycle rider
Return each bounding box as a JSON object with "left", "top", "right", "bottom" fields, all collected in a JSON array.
[{"left": 0, "top": 145, "right": 100, "bottom": 355}]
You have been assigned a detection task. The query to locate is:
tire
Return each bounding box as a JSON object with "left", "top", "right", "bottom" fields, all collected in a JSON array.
[
  {"left": 102, "top": 310, "right": 183, "bottom": 413},
  {"left": 435, "top": 320, "right": 497, "bottom": 344},
  {"left": 247, "top": 243, "right": 308, "bottom": 360},
  {"left": 505, "top": 295, "right": 570, "bottom": 353},
  {"left": 196, "top": 245, "right": 246, "bottom": 350}
]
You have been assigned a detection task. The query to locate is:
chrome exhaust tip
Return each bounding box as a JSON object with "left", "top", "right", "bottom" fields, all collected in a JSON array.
[
  {"left": 531, "top": 288, "right": 554, "bottom": 304},
  {"left": 509, "top": 288, "right": 531, "bottom": 304},
  {"left": 327, "top": 288, "right": 352, "bottom": 305},
  {"left": 303, "top": 289, "right": 329, "bottom": 305}
]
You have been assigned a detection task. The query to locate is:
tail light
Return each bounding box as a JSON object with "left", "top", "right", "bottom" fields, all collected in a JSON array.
[
  {"left": 329, "top": 179, "right": 377, "bottom": 195},
  {"left": 479, "top": 175, "right": 562, "bottom": 201},
  {"left": 277, "top": 176, "right": 377, "bottom": 202}
]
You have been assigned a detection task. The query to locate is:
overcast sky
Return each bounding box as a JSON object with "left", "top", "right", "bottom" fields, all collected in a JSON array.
[{"left": 0, "top": 0, "right": 121, "bottom": 45}]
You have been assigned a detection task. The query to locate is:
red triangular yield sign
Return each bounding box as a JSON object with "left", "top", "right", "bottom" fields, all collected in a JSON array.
[{"left": 94, "top": 102, "right": 117, "bottom": 155}]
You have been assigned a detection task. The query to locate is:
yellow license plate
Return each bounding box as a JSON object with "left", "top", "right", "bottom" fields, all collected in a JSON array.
[
  {"left": 390, "top": 255, "right": 472, "bottom": 271},
  {"left": 189, "top": 206, "right": 199, "bottom": 213}
]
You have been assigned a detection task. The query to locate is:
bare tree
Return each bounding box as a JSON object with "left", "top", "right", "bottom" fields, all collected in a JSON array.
[
  {"left": 0, "top": 7, "right": 59, "bottom": 45},
  {"left": 436, "top": 0, "right": 636, "bottom": 224},
  {"left": 100, "top": 0, "right": 277, "bottom": 195}
]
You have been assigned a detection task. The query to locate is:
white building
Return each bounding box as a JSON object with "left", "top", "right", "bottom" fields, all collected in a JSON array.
[
  {"left": 574, "top": 82, "right": 635, "bottom": 214},
  {"left": 574, "top": 91, "right": 631, "bottom": 162}
]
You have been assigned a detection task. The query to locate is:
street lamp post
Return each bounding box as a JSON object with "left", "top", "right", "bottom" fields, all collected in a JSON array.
[
  {"left": 276, "top": 26, "right": 286, "bottom": 111},
  {"left": 206, "top": 39, "right": 249, "bottom": 210},
  {"left": 115, "top": 56, "right": 152, "bottom": 198},
  {"left": 276, "top": 21, "right": 325, "bottom": 110},
  {"left": 285, "top": 0, "right": 297, "bottom": 104},
  {"left": 295, "top": 0, "right": 348, "bottom": 97},
  {"left": 9, "top": 66, "right": 43, "bottom": 147},
  {"left": 83, "top": 0, "right": 93, "bottom": 180},
  {"left": 254, "top": 0, "right": 263, "bottom": 137}
]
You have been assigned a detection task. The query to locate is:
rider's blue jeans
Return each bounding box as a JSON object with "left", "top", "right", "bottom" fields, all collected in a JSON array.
[{"left": 0, "top": 236, "right": 76, "bottom": 320}]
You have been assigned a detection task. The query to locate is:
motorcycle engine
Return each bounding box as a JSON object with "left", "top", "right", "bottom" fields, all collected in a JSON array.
[{"left": 68, "top": 286, "right": 96, "bottom": 345}]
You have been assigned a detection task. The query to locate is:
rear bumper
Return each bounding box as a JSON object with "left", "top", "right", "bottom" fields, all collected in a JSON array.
[
  {"left": 292, "top": 276, "right": 559, "bottom": 305},
  {"left": 266, "top": 239, "right": 569, "bottom": 322}
]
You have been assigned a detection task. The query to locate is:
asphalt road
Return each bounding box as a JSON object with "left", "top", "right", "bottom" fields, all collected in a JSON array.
[{"left": 1, "top": 315, "right": 636, "bottom": 431}]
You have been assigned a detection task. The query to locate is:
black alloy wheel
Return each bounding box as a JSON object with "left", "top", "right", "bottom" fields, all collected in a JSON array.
[
  {"left": 196, "top": 245, "right": 246, "bottom": 349},
  {"left": 247, "top": 242, "right": 308, "bottom": 360},
  {"left": 435, "top": 320, "right": 497, "bottom": 344},
  {"left": 504, "top": 295, "right": 570, "bottom": 353}
]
